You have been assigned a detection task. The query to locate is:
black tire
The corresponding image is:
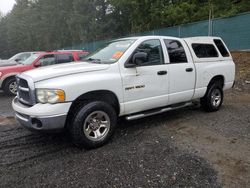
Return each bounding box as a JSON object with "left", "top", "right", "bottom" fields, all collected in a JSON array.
[
  {"left": 200, "top": 83, "right": 223, "bottom": 112},
  {"left": 68, "top": 101, "right": 117, "bottom": 149},
  {"left": 3, "top": 77, "right": 17, "bottom": 96}
]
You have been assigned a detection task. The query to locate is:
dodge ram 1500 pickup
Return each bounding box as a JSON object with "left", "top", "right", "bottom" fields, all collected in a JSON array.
[{"left": 12, "top": 36, "right": 235, "bottom": 148}]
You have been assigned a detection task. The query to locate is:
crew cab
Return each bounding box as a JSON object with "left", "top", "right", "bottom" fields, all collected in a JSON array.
[
  {"left": 12, "top": 36, "right": 235, "bottom": 149},
  {"left": 0, "top": 50, "right": 88, "bottom": 95}
]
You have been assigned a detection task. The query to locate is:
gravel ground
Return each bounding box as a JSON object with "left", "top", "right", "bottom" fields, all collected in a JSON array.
[
  {"left": 0, "top": 52, "right": 249, "bottom": 187},
  {"left": 0, "top": 89, "right": 249, "bottom": 188},
  {"left": 0, "top": 120, "right": 221, "bottom": 188},
  {"left": 0, "top": 91, "right": 15, "bottom": 116}
]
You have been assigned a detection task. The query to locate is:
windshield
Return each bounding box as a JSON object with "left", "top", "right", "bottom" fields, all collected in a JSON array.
[
  {"left": 9, "top": 52, "right": 31, "bottom": 63},
  {"left": 85, "top": 39, "right": 135, "bottom": 64},
  {"left": 22, "top": 54, "right": 40, "bottom": 65},
  {"left": 9, "top": 53, "right": 22, "bottom": 61}
]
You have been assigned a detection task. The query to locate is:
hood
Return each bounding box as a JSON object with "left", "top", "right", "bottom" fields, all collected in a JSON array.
[
  {"left": 0, "top": 64, "right": 27, "bottom": 71},
  {"left": 23, "top": 62, "right": 110, "bottom": 82},
  {"left": 0, "top": 60, "right": 18, "bottom": 67}
]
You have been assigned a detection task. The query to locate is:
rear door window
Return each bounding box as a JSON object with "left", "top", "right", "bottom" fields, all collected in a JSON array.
[
  {"left": 56, "top": 54, "right": 74, "bottom": 64},
  {"left": 192, "top": 44, "right": 218, "bottom": 58},
  {"left": 214, "top": 39, "right": 230, "bottom": 57},
  {"left": 164, "top": 39, "right": 187, "bottom": 63}
]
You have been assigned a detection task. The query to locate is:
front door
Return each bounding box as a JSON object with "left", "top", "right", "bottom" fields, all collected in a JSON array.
[{"left": 121, "top": 39, "right": 169, "bottom": 114}]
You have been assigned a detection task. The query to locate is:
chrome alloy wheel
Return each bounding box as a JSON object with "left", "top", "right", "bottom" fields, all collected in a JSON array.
[
  {"left": 9, "top": 81, "right": 17, "bottom": 95},
  {"left": 83, "top": 111, "right": 110, "bottom": 141},
  {"left": 211, "top": 89, "right": 222, "bottom": 107}
]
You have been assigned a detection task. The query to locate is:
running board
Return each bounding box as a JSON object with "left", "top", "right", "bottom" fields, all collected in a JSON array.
[{"left": 125, "top": 102, "right": 193, "bottom": 121}]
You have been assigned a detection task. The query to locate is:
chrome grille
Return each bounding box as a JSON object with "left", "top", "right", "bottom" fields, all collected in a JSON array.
[{"left": 16, "top": 75, "right": 36, "bottom": 106}]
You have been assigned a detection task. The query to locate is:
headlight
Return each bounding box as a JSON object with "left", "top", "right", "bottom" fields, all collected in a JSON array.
[{"left": 36, "top": 89, "right": 65, "bottom": 104}]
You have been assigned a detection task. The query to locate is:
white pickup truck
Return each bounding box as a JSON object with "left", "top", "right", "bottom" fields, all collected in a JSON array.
[{"left": 12, "top": 36, "right": 235, "bottom": 148}]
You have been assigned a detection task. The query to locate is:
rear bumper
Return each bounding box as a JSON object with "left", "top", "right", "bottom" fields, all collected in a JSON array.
[{"left": 12, "top": 97, "right": 71, "bottom": 131}]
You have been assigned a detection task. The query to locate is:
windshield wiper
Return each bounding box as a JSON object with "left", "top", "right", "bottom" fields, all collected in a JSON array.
[{"left": 85, "top": 58, "right": 102, "bottom": 64}]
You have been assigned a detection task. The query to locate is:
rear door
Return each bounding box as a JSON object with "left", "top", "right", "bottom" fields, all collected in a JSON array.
[{"left": 163, "top": 39, "right": 196, "bottom": 104}]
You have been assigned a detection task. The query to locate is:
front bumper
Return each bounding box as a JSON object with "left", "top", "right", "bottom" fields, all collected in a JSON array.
[
  {"left": 15, "top": 112, "right": 67, "bottom": 131},
  {"left": 12, "top": 97, "right": 72, "bottom": 131}
]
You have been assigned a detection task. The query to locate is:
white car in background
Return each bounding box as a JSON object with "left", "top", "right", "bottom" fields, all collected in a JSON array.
[{"left": 0, "top": 52, "right": 42, "bottom": 66}]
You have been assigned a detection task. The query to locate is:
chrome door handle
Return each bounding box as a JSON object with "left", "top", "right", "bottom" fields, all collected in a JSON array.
[
  {"left": 186, "top": 68, "right": 193, "bottom": 72},
  {"left": 157, "top": 71, "right": 168, "bottom": 75}
]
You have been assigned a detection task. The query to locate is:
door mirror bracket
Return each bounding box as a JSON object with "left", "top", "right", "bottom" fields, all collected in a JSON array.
[{"left": 125, "top": 63, "right": 136, "bottom": 68}]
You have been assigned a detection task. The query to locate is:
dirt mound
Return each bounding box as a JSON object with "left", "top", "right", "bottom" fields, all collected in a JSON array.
[
  {"left": 0, "top": 116, "right": 16, "bottom": 126},
  {"left": 230, "top": 51, "right": 250, "bottom": 94},
  {"left": 231, "top": 51, "right": 250, "bottom": 81}
]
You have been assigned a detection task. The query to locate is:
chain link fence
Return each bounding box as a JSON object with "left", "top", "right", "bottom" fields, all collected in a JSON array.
[{"left": 65, "top": 12, "right": 250, "bottom": 52}]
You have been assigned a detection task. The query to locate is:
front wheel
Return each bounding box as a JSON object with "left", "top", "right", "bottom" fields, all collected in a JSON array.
[
  {"left": 69, "top": 101, "right": 117, "bottom": 149},
  {"left": 200, "top": 83, "right": 223, "bottom": 112},
  {"left": 3, "top": 78, "right": 17, "bottom": 95}
]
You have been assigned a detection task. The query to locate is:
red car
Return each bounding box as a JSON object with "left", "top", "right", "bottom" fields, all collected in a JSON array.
[{"left": 0, "top": 50, "right": 88, "bottom": 95}]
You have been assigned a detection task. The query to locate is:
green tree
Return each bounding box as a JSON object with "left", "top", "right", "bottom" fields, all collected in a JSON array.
[{"left": 0, "top": 0, "right": 250, "bottom": 58}]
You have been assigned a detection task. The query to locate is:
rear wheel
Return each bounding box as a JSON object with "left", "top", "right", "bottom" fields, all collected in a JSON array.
[
  {"left": 3, "top": 78, "right": 17, "bottom": 96},
  {"left": 200, "top": 83, "right": 223, "bottom": 112},
  {"left": 68, "top": 101, "right": 117, "bottom": 149}
]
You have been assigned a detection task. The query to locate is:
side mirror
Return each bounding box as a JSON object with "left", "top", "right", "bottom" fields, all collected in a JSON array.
[
  {"left": 34, "top": 61, "right": 41, "bottom": 67},
  {"left": 132, "top": 52, "right": 148, "bottom": 65},
  {"left": 15, "top": 58, "right": 21, "bottom": 62},
  {"left": 125, "top": 52, "right": 148, "bottom": 68}
]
